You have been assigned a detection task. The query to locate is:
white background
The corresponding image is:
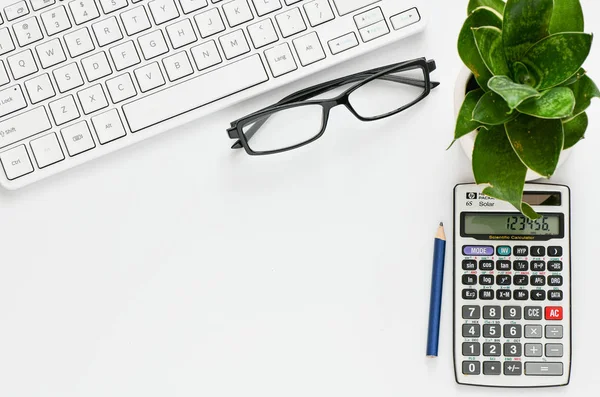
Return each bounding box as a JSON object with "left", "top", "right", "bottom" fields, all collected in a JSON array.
[{"left": 1, "top": 0, "right": 599, "bottom": 396}]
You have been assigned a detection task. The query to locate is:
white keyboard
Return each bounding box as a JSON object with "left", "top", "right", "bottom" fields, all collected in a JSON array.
[{"left": 0, "top": 0, "right": 427, "bottom": 189}]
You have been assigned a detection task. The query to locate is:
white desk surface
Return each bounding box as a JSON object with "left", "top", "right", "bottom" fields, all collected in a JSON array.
[{"left": 1, "top": 1, "right": 599, "bottom": 395}]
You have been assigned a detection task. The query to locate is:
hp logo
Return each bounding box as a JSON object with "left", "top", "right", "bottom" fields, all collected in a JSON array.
[{"left": 466, "top": 192, "right": 477, "bottom": 200}]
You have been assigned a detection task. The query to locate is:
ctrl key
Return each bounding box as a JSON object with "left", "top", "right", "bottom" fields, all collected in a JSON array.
[{"left": 0, "top": 144, "right": 34, "bottom": 180}]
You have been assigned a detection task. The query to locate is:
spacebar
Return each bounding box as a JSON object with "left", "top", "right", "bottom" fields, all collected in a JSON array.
[{"left": 123, "top": 55, "right": 269, "bottom": 133}]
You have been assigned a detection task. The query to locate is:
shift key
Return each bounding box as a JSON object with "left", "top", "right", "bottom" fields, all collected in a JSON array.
[
  {"left": 0, "top": 85, "right": 27, "bottom": 118},
  {"left": 0, "top": 107, "right": 52, "bottom": 149}
]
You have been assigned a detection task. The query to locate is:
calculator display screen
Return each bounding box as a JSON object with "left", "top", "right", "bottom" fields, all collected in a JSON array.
[{"left": 464, "top": 214, "right": 561, "bottom": 236}]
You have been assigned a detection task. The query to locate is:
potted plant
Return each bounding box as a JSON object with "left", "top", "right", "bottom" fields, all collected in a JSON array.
[{"left": 452, "top": 0, "right": 599, "bottom": 218}]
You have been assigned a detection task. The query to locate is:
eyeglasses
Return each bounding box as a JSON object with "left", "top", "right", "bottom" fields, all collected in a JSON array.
[{"left": 227, "top": 57, "right": 439, "bottom": 155}]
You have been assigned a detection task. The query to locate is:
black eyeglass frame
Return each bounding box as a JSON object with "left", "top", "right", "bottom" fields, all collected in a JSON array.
[{"left": 227, "top": 57, "right": 439, "bottom": 155}]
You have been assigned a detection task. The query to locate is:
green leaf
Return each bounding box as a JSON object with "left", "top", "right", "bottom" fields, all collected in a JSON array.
[
  {"left": 468, "top": 0, "right": 505, "bottom": 15},
  {"left": 472, "top": 125, "right": 538, "bottom": 218},
  {"left": 472, "top": 27, "right": 510, "bottom": 76},
  {"left": 562, "top": 68, "right": 586, "bottom": 86},
  {"left": 521, "top": 33, "right": 593, "bottom": 90},
  {"left": 563, "top": 112, "right": 588, "bottom": 149},
  {"left": 488, "top": 76, "right": 541, "bottom": 109},
  {"left": 569, "top": 74, "right": 600, "bottom": 116},
  {"left": 458, "top": 7, "right": 503, "bottom": 90},
  {"left": 503, "top": 0, "right": 553, "bottom": 65},
  {"left": 472, "top": 91, "right": 516, "bottom": 125},
  {"left": 550, "top": 0, "right": 584, "bottom": 34},
  {"left": 505, "top": 115, "right": 564, "bottom": 177},
  {"left": 452, "top": 89, "right": 486, "bottom": 146},
  {"left": 512, "top": 62, "right": 536, "bottom": 86},
  {"left": 517, "top": 87, "right": 575, "bottom": 119}
]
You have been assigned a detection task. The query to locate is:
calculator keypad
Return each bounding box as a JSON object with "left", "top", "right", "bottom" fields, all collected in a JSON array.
[{"left": 459, "top": 243, "right": 566, "bottom": 378}]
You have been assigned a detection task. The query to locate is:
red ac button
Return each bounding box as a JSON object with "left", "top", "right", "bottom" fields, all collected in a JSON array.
[{"left": 545, "top": 306, "right": 563, "bottom": 320}]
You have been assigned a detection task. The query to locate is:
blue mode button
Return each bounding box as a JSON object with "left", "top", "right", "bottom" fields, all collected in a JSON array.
[
  {"left": 497, "top": 246, "right": 512, "bottom": 256},
  {"left": 463, "top": 245, "right": 494, "bottom": 256}
]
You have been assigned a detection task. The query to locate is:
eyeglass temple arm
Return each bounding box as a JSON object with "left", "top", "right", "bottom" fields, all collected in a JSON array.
[{"left": 230, "top": 60, "right": 439, "bottom": 148}]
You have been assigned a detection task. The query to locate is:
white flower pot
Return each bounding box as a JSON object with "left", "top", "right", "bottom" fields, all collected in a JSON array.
[{"left": 453, "top": 67, "right": 571, "bottom": 181}]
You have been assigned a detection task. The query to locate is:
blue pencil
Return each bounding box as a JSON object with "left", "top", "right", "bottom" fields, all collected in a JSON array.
[{"left": 426, "top": 222, "right": 447, "bottom": 357}]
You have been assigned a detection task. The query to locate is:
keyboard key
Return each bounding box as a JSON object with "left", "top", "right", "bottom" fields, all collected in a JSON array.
[
  {"left": 61, "top": 120, "right": 95, "bottom": 156},
  {"left": 482, "top": 305, "right": 500, "bottom": 319},
  {"left": 463, "top": 245, "right": 494, "bottom": 256},
  {"left": 462, "top": 361, "right": 480, "bottom": 375},
  {"left": 483, "top": 361, "right": 501, "bottom": 375},
  {"left": 514, "top": 274, "right": 528, "bottom": 286},
  {"left": 4, "top": 1, "right": 29, "bottom": 21},
  {"left": 524, "top": 306, "right": 542, "bottom": 320},
  {"left": 0, "top": 106, "right": 51, "bottom": 150},
  {"left": 546, "top": 325, "right": 563, "bottom": 339},
  {"left": 166, "top": 19, "right": 197, "bottom": 48},
  {"left": 462, "top": 274, "right": 476, "bottom": 285},
  {"left": 303, "top": 0, "right": 335, "bottom": 27},
  {"left": 252, "top": 0, "right": 282, "bottom": 16},
  {"left": 514, "top": 289, "right": 529, "bottom": 300},
  {"left": 191, "top": 40, "right": 222, "bottom": 70},
  {"left": 134, "top": 62, "right": 165, "bottom": 92},
  {"left": 482, "top": 324, "right": 500, "bottom": 338},
  {"left": 248, "top": 19, "right": 279, "bottom": 48},
  {"left": 7, "top": 49, "right": 38, "bottom": 80},
  {"left": 504, "top": 343, "right": 522, "bottom": 357},
  {"left": 35, "top": 38, "right": 67, "bottom": 68},
  {"left": 483, "top": 343, "right": 500, "bottom": 357},
  {"left": 504, "top": 324, "right": 521, "bottom": 338},
  {"left": 525, "top": 325, "right": 542, "bottom": 339},
  {"left": 531, "top": 275, "right": 545, "bottom": 286},
  {"left": 514, "top": 246, "right": 528, "bottom": 256},
  {"left": 0, "top": 144, "right": 33, "bottom": 179},
  {"left": 293, "top": 32, "right": 325, "bottom": 66},
  {"left": 163, "top": 51, "right": 194, "bottom": 81},
  {"left": 531, "top": 290, "right": 546, "bottom": 301},
  {"left": 30, "top": 132, "right": 64, "bottom": 168},
  {"left": 531, "top": 246, "right": 546, "bottom": 257},
  {"left": 504, "top": 361, "right": 522, "bottom": 376},
  {"left": 138, "top": 30, "right": 169, "bottom": 60},
  {"left": 179, "top": 0, "right": 209, "bottom": 14},
  {"left": 548, "top": 261, "right": 563, "bottom": 271},
  {"left": 462, "top": 342, "right": 480, "bottom": 356},
  {"left": 525, "top": 343, "right": 543, "bottom": 357},
  {"left": 503, "top": 306, "right": 521, "bottom": 320},
  {"left": 496, "top": 289, "right": 510, "bottom": 300},
  {"left": 548, "top": 275, "right": 563, "bottom": 286},
  {"left": 194, "top": 8, "right": 226, "bottom": 38},
  {"left": 0, "top": 61, "right": 9, "bottom": 86},
  {"left": 77, "top": 84, "right": 109, "bottom": 114},
  {"left": 328, "top": 32, "right": 359, "bottom": 55},
  {"left": 462, "top": 259, "right": 476, "bottom": 270},
  {"left": 110, "top": 40, "right": 141, "bottom": 71},
  {"left": 91, "top": 109, "right": 126, "bottom": 144},
  {"left": 531, "top": 260, "right": 546, "bottom": 271},
  {"left": 99, "top": 0, "right": 128, "bottom": 13},
  {"left": 496, "top": 260, "right": 511, "bottom": 271},
  {"left": 545, "top": 306, "right": 563, "bottom": 320},
  {"left": 41, "top": 5, "right": 71, "bottom": 35},
  {"left": 496, "top": 275, "right": 511, "bottom": 285},
  {"left": 53, "top": 62, "right": 85, "bottom": 92},
  {"left": 82, "top": 52, "right": 112, "bottom": 81},
  {"left": 479, "top": 289, "right": 493, "bottom": 300},
  {"left": 0, "top": 84, "right": 27, "bottom": 118},
  {"left": 122, "top": 54, "right": 268, "bottom": 132},
  {"left": 479, "top": 275, "right": 493, "bottom": 285},
  {"left": 92, "top": 17, "right": 123, "bottom": 46},
  {"left": 219, "top": 29, "right": 250, "bottom": 59},
  {"left": 49, "top": 95, "right": 80, "bottom": 125},
  {"left": 545, "top": 343, "right": 563, "bottom": 357},
  {"left": 513, "top": 260, "right": 528, "bottom": 271},
  {"left": 525, "top": 362, "right": 563, "bottom": 376},
  {"left": 24, "top": 73, "right": 55, "bottom": 103},
  {"left": 275, "top": 8, "right": 306, "bottom": 38},
  {"left": 149, "top": 0, "right": 180, "bottom": 24},
  {"left": 391, "top": 8, "right": 421, "bottom": 31},
  {"left": 549, "top": 290, "right": 563, "bottom": 301},
  {"left": 354, "top": 7, "right": 384, "bottom": 30},
  {"left": 462, "top": 305, "right": 480, "bottom": 319},
  {"left": 223, "top": 0, "right": 254, "bottom": 27},
  {"left": 479, "top": 260, "right": 493, "bottom": 271},
  {"left": 106, "top": 73, "right": 137, "bottom": 103},
  {"left": 358, "top": 20, "right": 389, "bottom": 42},
  {"left": 64, "top": 27, "right": 95, "bottom": 58},
  {"left": 121, "top": 6, "right": 152, "bottom": 36},
  {"left": 31, "top": 0, "right": 56, "bottom": 11},
  {"left": 12, "top": 17, "right": 43, "bottom": 46},
  {"left": 264, "top": 42, "right": 296, "bottom": 76},
  {"left": 0, "top": 27, "right": 16, "bottom": 56},
  {"left": 332, "top": 0, "right": 377, "bottom": 15},
  {"left": 462, "top": 289, "right": 476, "bottom": 300},
  {"left": 462, "top": 324, "right": 480, "bottom": 338},
  {"left": 69, "top": 0, "right": 100, "bottom": 25},
  {"left": 548, "top": 246, "right": 563, "bottom": 257}
]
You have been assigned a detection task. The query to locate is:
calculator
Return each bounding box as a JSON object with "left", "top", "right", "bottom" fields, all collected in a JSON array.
[{"left": 453, "top": 183, "right": 571, "bottom": 387}]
